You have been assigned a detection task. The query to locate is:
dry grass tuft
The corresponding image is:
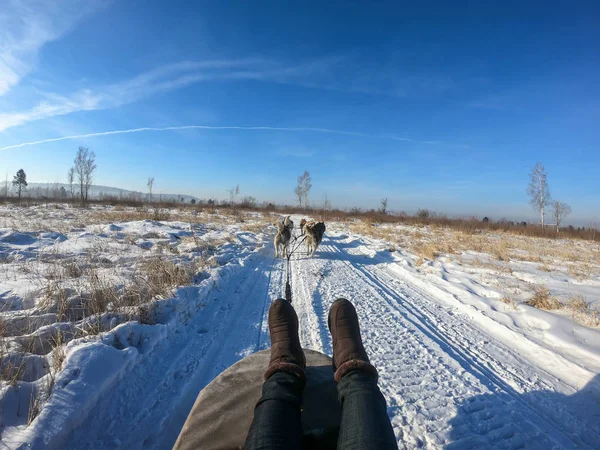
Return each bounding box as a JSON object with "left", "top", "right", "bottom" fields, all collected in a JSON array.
[
  {"left": 37, "top": 256, "right": 203, "bottom": 335},
  {"left": 566, "top": 295, "right": 599, "bottom": 327},
  {"left": 567, "top": 294, "right": 588, "bottom": 313},
  {"left": 240, "top": 221, "right": 269, "bottom": 233},
  {"left": 51, "top": 332, "right": 66, "bottom": 375},
  {"left": 28, "top": 387, "right": 43, "bottom": 425},
  {"left": 63, "top": 262, "right": 83, "bottom": 278},
  {"left": 141, "top": 258, "right": 197, "bottom": 295},
  {"left": 1, "top": 354, "right": 27, "bottom": 387},
  {"left": 490, "top": 240, "right": 511, "bottom": 262},
  {"left": 568, "top": 263, "right": 593, "bottom": 281},
  {"left": 527, "top": 286, "right": 562, "bottom": 310},
  {"left": 500, "top": 297, "right": 517, "bottom": 309},
  {"left": 411, "top": 242, "right": 439, "bottom": 260}
]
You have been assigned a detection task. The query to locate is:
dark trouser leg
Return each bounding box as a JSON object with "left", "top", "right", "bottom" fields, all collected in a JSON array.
[
  {"left": 244, "top": 371, "right": 305, "bottom": 450},
  {"left": 337, "top": 370, "right": 398, "bottom": 450}
]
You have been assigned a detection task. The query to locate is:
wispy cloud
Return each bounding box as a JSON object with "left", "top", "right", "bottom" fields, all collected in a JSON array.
[
  {"left": 106, "top": 58, "right": 277, "bottom": 105},
  {"left": 0, "top": 90, "right": 102, "bottom": 131},
  {"left": 0, "top": 0, "right": 104, "bottom": 97},
  {"left": 0, "top": 58, "right": 310, "bottom": 132},
  {"left": 0, "top": 125, "right": 444, "bottom": 151},
  {"left": 0, "top": 52, "right": 463, "bottom": 132}
]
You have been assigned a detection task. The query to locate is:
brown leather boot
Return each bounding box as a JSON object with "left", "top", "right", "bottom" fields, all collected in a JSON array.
[
  {"left": 328, "top": 298, "right": 378, "bottom": 382},
  {"left": 264, "top": 299, "right": 306, "bottom": 381}
]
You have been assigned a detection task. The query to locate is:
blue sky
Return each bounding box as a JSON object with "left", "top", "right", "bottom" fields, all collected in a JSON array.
[{"left": 0, "top": 0, "right": 599, "bottom": 222}]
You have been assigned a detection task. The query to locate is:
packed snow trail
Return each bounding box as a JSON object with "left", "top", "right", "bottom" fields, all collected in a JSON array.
[
  {"left": 57, "top": 227, "right": 599, "bottom": 449},
  {"left": 60, "top": 241, "right": 282, "bottom": 450}
]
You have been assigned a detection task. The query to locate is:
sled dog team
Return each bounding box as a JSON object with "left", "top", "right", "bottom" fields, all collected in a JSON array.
[{"left": 274, "top": 215, "right": 326, "bottom": 258}]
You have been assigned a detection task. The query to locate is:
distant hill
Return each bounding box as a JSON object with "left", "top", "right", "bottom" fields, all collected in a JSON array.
[{"left": 24, "top": 183, "right": 199, "bottom": 203}]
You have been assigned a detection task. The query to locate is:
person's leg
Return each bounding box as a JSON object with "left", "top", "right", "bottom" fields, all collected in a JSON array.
[
  {"left": 329, "top": 298, "right": 397, "bottom": 450},
  {"left": 244, "top": 299, "right": 306, "bottom": 450},
  {"left": 244, "top": 371, "right": 304, "bottom": 450},
  {"left": 336, "top": 370, "right": 397, "bottom": 450}
]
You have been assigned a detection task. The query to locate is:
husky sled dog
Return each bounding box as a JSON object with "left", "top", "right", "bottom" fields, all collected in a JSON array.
[
  {"left": 304, "top": 221, "right": 326, "bottom": 257},
  {"left": 284, "top": 215, "right": 294, "bottom": 230},
  {"left": 274, "top": 218, "right": 293, "bottom": 258},
  {"left": 299, "top": 218, "right": 307, "bottom": 235}
]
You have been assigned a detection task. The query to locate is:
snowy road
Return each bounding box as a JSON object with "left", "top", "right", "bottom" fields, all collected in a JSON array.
[{"left": 55, "top": 227, "right": 600, "bottom": 449}]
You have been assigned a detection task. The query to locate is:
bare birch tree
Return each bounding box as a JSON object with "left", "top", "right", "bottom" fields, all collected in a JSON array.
[
  {"left": 322, "top": 193, "right": 332, "bottom": 211},
  {"left": 147, "top": 177, "right": 155, "bottom": 203},
  {"left": 552, "top": 201, "right": 571, "bottom": 233},
  {"left": 67, "top": 167, "right": 75, "bottom": 199},
  {"left": 527, "top": 162, "right": 551, "bottom": 227},
  {"left": 229, "top": 185, "right": 240, "bottom": 212},
  {"left": 294, "top": 183, "right": 303, "bottom": 208},
  {"left": 72, "top": 146, "right": 97, "bottom": 206},
  {"left": 293, "top": 171, "right": 312, "bottom": 209},
  {"left": 378, "top": 198, "right": 388, "bottom": 215}
]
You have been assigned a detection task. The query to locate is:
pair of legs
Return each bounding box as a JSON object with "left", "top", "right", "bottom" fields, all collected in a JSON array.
[{"left": 244, "top": 298, "right": 398, "bottom": 450}]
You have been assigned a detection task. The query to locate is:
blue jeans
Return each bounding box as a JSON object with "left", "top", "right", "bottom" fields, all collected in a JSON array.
[{"left": 244, "top": 370, "right": 397, "bottom": 450}]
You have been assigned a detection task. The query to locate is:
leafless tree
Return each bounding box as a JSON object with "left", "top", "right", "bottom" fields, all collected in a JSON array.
[
  {"left": 378, "top": 198, "right": 388, "bottom": 215},
  {"left": 294, "top": 171, "right": 312, "bottom": 208},
  {"left": 294, "top": 184, "right": 303, "bottom": 208},
  {"left": 67, "top": 167, "right": 75, "bottom": 199},
  {"left": 552, "top": 201, "right": 571, "bottom": 233},
  {"left": 241, "top": 196, "right": 256, "bottom": 208},
  {"left": 302, "top": 172, "right": 312, "bottom": 207},
  {"left": 72, "top": 146, "right": 97, "bottom": 206},
  {"left": 147, "top": 177, "right": 155, "bottom": 202},
  {"left": 229, "top": 185, "right": 240, "bottom": 211},
  {"left": 527, "top": 162, "right": 551, "bottom": 227},
  {"left": 2, "top": 173, "right": 8, "bottom": 198},
  {"left": 322, "top": 193, "right": 332, "bottom": 211}
]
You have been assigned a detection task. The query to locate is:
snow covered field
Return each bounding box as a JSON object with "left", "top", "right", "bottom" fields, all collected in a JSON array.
[{"left": 0, "top": 205, "right": 599, "bottom": 449}]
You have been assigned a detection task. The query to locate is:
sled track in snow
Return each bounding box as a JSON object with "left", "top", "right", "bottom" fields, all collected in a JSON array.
[
  {"left": 288, "top": 234, "right": 598, "bottom": 449},
  {"left": 340, "top": 252, "right": 588, "bottom": 448},
  {"left": 58, "top": 229, "right": 599, "bottom": 450}
]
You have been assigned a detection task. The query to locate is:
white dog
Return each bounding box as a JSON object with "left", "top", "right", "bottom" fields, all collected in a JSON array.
[{"left": 299, "top": 218, "right": 307, "bottom": 235}]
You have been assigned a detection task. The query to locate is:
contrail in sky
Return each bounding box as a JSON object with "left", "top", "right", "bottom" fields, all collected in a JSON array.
[{"left": 0, "top": 124, "right": 443, "bottom": 151}]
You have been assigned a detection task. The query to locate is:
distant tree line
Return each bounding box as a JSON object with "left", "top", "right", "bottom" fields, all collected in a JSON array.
[{"left": 0, "top": 151, "right": 588, "bottom": 241}]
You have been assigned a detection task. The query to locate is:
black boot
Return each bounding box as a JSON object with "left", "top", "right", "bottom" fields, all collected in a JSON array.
[
  {"left": 264, "top": 299, "right": 306, "bottom": 382},
  {"left": 328, "top": 298, "right": 378, "bottom": 382}
]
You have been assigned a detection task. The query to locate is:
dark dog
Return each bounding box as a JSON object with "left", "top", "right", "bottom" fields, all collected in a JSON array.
[
  {"left": 284, "top": 215, "right": 294, "bottom": 230},
  {"left": 304, "top": 221, "right": 326, "bottom": 256},
  {"left": 274, "top": 218, "right": 293, "bottom": 258}
]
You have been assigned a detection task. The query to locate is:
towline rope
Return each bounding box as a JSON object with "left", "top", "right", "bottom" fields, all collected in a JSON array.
[{"left": 284, "top": 228, "right": 306, "bottom": 303}]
